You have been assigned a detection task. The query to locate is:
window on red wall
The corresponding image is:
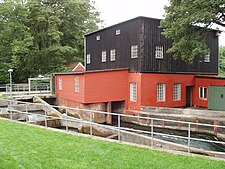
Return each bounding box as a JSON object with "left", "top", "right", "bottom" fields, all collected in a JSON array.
[
  {"left": 157, "top": 83, "right": 166, "bottom": 101},
  {"left": 74, "top": 77, "right": 79, "bottom": 93},
  {"left": 59, "top": 77, "right": 62, "bottom": 91},
  {"left": 199, "top": 87, "right": 207, "bottom": 100},
  {"left": 130, "top": 82, "right": 137, "bottom": 102},
  {"left": 173, "top": 83, "right": 181, "bottom": 101}
]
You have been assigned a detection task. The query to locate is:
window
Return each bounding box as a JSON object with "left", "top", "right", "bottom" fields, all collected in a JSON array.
[
  {"left": 131, "top": 45, "right": 138, "bottom": 58},
  {"left": 204, "top": 52, "right": 210, "bottom": 62},
  {"left": 130, "top": 82, "right": 137, "bottom": 102},
  {"left": 173, "top": 83, "right": 181, "bottom": 101},
  {"left": 110, "top": 49, "right": 116, "bottom": 61},
  {"left": 155, "top": 46, "right": 164, "bottom": 59},
  {"left": 199, "top": 87, "right": 207, "bottom": 99},
  {"left": 59, "top": 77, "right": 62, "bottom": 91},
  {"left": 116, "top": 29, "right": 121, "bottom": 35},
  {"left": 86, "top": 54, "right": 90, "bottom": 64},
  {"left": 74, "top": 77, "right": 79, "bottom": 93},
  {"left": 102, "top": 51, "right": 107, "bottom": 62},
  {"left": 96, "top": 35, "right": 100, "bottom": 41},
  {"left": 157, "top": 83, "right": 166, "bottom": 101}
]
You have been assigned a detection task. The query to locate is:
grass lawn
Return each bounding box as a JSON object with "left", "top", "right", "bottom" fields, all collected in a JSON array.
[
  {"left": 0, "top": 119, "right": 225, "bottom": 169},
  {"left": 0, "top": 94, "right": 7, "bottom": 98}
]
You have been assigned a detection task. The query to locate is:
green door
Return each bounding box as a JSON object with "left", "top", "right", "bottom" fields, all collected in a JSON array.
[{"left": 208, "top": 86, "right": 225, "bottom": 111}]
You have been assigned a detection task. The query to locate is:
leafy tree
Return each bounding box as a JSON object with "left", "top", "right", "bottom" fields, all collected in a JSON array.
[
  {"left": 219, "top": 46, "right": 225, "bottom": 77},
  {"left": 0, "top": 0, "right": 101, "bottom": 83},
  {"left": 161, "top": 0, "right": 224, "bottom": 62}
]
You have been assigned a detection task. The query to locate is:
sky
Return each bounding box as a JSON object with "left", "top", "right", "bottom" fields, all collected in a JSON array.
[{"left": 94, "top": 0, "right": 225, "bottom": 46}]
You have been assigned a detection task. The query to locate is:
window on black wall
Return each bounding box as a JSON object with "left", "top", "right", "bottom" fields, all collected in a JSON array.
[
  {"left": 155, "top": 46, "right": 164, "bottom": 59},
  {"left": 131, "top": 45, "right": 138, "bottom": 58}
]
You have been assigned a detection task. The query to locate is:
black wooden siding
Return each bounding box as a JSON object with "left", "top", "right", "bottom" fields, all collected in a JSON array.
[
  {"left": 85, "top": 18, "right": 142, "bottom": 72},
  {"left": 141, "top": 17, "right": 218, "bottom": 74},
  {"left": 85, "top": 16, "right": 219, "bottom": 74}
]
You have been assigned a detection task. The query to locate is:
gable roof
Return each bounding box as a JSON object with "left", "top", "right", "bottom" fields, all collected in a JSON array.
[{"left": 72, "top": 62, "right": 85, "bottom": 72}]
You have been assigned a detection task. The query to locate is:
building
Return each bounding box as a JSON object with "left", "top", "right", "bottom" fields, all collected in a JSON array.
[{"left": 54, "top": 16, "right": 225, "bottom": 115}]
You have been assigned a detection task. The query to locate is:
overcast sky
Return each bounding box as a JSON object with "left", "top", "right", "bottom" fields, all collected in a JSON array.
[{"left": 94, "top": 0, "right": 225, "bottom": 46}]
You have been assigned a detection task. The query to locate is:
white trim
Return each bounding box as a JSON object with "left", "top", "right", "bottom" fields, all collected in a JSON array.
[
  {"left": 72, "top": 62, "right": 85, "bottom": 71},
  {"left": 84, "top": 37, "right": 87, "bottom": 68}
]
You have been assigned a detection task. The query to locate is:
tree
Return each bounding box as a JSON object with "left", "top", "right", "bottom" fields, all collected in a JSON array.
[
  {"left": 219, "top": 46, "right": 225, "bottom": 77},
  {"left": 0, "top": 0, "right": 101, "bottom": 83},
  {"left": 161, "top": 0, "right": 225, "bottom": 62}
]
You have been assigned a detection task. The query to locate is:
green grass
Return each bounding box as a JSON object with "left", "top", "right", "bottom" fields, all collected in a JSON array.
[
  {"left": 0, "top": 119, "right": 225, "bottom": 169},
  {"left": 0, "top": 94, "right": 7, "bottom": 98}
]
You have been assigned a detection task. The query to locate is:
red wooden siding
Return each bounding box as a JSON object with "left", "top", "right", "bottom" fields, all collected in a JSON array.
[
  {"left": 55, "top": 70, "right": 225, "bottom": 111},
  {"left": 193, "top": 77, "right": 225, "bottom": 108},
  {"left": 84, "top": 70, "right": 128, "bottom": 103}
]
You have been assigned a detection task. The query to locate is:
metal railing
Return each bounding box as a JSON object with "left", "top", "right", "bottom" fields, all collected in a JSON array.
[
  {"left": 1, "top": 98, "right": 225, "bottom": 156},
  {"left": 0, "top": 84, "right": 6, "bottom": 92},
  {"left": 4, "top": 84, "right": 51, "bottom": 96}
]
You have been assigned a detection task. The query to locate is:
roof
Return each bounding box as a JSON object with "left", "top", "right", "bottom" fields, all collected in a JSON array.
[
  {"left": 85, "top": 16, "right": 161, "bottom": 37},
  {"left": 85, "top": 16, "right": 221, "bottom": 37},
  {"left": 53, "top": 68, "right": 129, "bottom": 75},
  {"left": 196, "top": 75, "right": 225, "bottom": 80}
]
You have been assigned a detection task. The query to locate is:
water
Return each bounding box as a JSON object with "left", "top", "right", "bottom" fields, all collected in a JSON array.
[{"left": 121, "top": 121, "right": 225, "bottom": 152}]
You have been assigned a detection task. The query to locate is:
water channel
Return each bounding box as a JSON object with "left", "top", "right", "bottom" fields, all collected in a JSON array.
[{"left": 121, "top": 121, "right": 225, "bottom": 152}]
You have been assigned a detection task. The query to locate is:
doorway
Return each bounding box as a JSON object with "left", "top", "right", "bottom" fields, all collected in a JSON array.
[
  {"left": 186, "top": 86, "right": 193, "bottom": 107},
  {"left": 111, "top": 101, "right": 125, "bottom": 125}
]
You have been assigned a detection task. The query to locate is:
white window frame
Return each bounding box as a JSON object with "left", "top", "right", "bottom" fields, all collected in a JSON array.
[
  {"left": 59, "top": 77, "right": 62, "bottom": 91},
  {"left": 155, "top": 46, "right": 164, "bottom": 59},
  {"left": 130, "top": 82, "right": 137, "bottom": 102},
  {"left": 204, "top": 52, "right": 210, "bottom": 62},
  {"left": 86, "top": 54, "right": 90, "bottom": 64},
  {"left": 199, "top": 87, "right": 207, "bottom": 100},
  {"left": 173, "top": 83, "right": 181, "bottom": 101},
  {"left": 74, "top": 77, "right": 79, "bottom": 93},
  {"left": 131, "top": 45, "right": 138, "bottom": 58},
  {"left": 157, "top": 83, "right": 166, "bottom": 101},
  {"left": 96, "top": 35, "right": 100, "bottom": 41},
  {"left": 116, "top": 29, "right": 121, "bottom": 35},
  {"left": 110, "top": 49, "right": 116, "bottom": 61},
  {"left": 102, "top": 51, "right": 107, "bottom": 62}
]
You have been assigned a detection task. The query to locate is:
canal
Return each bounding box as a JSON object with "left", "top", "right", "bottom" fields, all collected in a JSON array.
[{"left": 121, "top": 121, "right": 225, "bottom": 152}]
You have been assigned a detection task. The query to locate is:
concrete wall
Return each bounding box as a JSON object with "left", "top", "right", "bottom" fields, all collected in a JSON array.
[{"left": 137, "top": 106, "right": 225, "bottom": 140}]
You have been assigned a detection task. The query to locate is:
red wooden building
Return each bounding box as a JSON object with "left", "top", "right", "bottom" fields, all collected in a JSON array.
[{"left": 54, "top": 17, "right": 225, "bottom": 113}]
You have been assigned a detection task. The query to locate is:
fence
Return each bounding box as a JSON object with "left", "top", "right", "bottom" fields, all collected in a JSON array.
[
  {"left": 1, "top": 98, "right": 225, "bottom": 157},
  {"left": 3, "top": 83, "right": 51, "bottom": 96},
  {"left": 0, "top": 84, "right": 6, "bottom": 92}
]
